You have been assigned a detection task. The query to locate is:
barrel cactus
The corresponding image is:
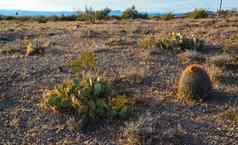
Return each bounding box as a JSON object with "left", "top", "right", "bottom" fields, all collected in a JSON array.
[{"left": 177, "top": 64, "right": 212, "bottom": 103}]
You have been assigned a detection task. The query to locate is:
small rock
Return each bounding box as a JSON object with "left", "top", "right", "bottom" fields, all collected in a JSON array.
[{"left": 140, "top": 127, "right": 153, "bottom": 134}]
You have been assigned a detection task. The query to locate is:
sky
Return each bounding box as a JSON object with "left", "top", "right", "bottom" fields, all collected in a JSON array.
[{"left": 0, "top": 0, "right": 237, "bottom": 13}]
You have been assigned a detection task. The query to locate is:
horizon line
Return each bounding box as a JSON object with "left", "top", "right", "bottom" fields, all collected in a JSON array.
[{"left": 0, "top": 8, "right": 233, "bottom": 14}]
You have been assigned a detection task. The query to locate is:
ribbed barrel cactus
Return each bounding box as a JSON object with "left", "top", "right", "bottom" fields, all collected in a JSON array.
[{"left": 177, "top": 64, "right": 212, "bottom": 103}]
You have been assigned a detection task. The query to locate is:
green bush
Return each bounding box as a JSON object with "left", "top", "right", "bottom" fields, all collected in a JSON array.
[
  {"left": 189, "top": 9, "right": 209, "bottom": 19},
  {"left": 122, "top": 6, "right": 148, "bottom": 19},
  {"left": 157, "top": 32, "right": 205, "bottom": 52},
  {"left": 111, "top": 96, "right": 135, "bottom": 120}
]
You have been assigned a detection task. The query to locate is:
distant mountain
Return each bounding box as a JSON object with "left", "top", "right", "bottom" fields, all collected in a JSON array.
[
  {"left": 0, "top": 9, "right": 76, "bottom": 17},
  {"left": 109, "top": 10, "right": 122, "bottom": 16},
  {"left": 0, "top": 9, "right": 198, "bottom": 17}
]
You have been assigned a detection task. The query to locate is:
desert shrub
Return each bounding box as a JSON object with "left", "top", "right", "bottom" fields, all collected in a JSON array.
[
  {"left": 68, "top": 51, "right": 97, "bottom": 78},
  {"left": 95, "top": 8, "right": 111, "bottom": 20},
  {"left": 122, "top": 6, "right": 148, "bottom": 19},
  {"left": 105, "top": 37, "right": 128, "bottom": 47},
  {"left": 139, "top": 35, "right": 156, "bottom": 49},
  {"left": 177, "top": 64, "right": 212, "bottom": 104},
  {"left": 16, "top": 16, "right": 31, "bottom": 22},
  {"left": 4, "top": 16, "right": 16, "bottom": 20},
  {"left": 157, "top": 32, "right": 205, "bottom": 52},
  {"left": 58, "top": 15, "right": 77, "bottom": 21},
  {"left": 77, "top": 7, "right": 111, "bottom": 23},
  {"left": 189, "top": 9, "right": 209, "bottom": 19},
  {"left": 111, "top": 96, "right": 135, "bottom": 120},
  {"left": 34, "top": 16, "right": 48, "bottom": 23},
  {"left": 25, "top": 41, "right": 34, "bottom": 56},
  {"left": 161, "top": 12, "right": 175, "bottom": 20},
  {"left": 25, "top": 39, "right": 44, "bottom": 56}
]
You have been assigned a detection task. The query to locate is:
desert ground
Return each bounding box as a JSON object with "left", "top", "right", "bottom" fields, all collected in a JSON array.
[{"left": 0, "top": 16, "right": 238, "bottom": 145}]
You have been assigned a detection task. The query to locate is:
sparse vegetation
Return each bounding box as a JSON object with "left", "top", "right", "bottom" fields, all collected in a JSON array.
[
  {"left": 161, "top": 12, "right": 175, "bottom": 20},
  {"left": 157, "top": 32, "right": 205, "bottom": 52},
  {"left": 139, "top": 35, "right": 156, "bottom": 49},
  {"left": 105, "top": 37, "right": 128, "bottom": 47},
  {"left": 218, "top": 9, "right": 238, "bottom": 16},
  {"left": 122, "top": 6, "right": 148, "bottom": 19},
  {"left": 177, "top": 64, "right": 212, "bottom": 104},
  {"left": 208, "top": 54, "right": 238, "bottom": 67},
  {"left": 205, "top": 64, "right": 224, "bottom": 87},
  {"left": 111, "top": 95, "right": 135, "bottom": 120},
  {"left": 41, "top": 77, "right": 112, "bottom": 125},
  {"left": 41, "top": 52, "right": 136, "bottom": 127},
  {"left": 36, "top": 16, "right": 48, "bottom": 23},
  {"left": 68, "top": 51, "right": 97, "bottom": 79},
  {"left": 42, "top": 78, "right": 134, "bottom": 126},
  {"left": 223, "top": 34, "right": 238, "bottom": 53},
  {"left": 189, "top": 9, "right": 209, "bottom": 19},
  {"left": 77, "top": 7, "right": 111, "bottom": 23},
  {"left": 138, "top": 32, "right": 206, "bottom": 52},
  {"left": 25, "top": 39, "right": 44, "bottom": 56},
  {"left": 177, "top": 50, "right": 205, "bottom": 64},
  {"left": 1, "top": 12, "right": 238, "bottom": 145}
]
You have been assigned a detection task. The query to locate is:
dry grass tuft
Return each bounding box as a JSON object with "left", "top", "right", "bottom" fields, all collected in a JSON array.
[
  {"left": 25, "top": 39, "right": 45, "bottom": 56},
  {"left": 177, "top": 50, "right": 205, "bottom": 64},
  {"left": 220, "top": 108, "right": 238, "bottom": 124},
  {"left": 139, "top": 35, "right": 157, "bottom": 49},
  {"left": 205, "top": 64, "right": 224, "bottom": 88},
  {"left": 208, "top": 54, "right": 237, "bottom": 67}
]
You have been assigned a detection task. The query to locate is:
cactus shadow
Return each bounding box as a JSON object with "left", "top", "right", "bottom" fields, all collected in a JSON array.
[
  {"left": 206, "top": 90, "right": 238, "bottom": 105},
  {"left": 132, "top": 97, "right": 213, "bottom": 145}
]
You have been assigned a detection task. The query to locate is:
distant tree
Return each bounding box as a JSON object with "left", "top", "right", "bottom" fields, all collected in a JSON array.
[
  {"left": 122, "top": 6, "right": 148, "bottom": 19},
  {"left": 77, "top": 7, "right": 111, "bottom": 22},
  {"left": 189, "top": 9, "right": 208, "bottom": 19},
  {"left": 95, "top": 7, "right": 111, "bottom": 20}
]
